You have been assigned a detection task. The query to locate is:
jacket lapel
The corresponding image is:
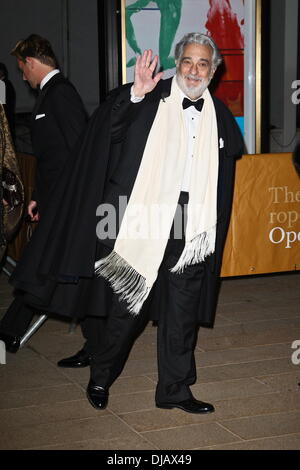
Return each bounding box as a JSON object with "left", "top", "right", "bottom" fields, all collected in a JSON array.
[
  {"left": 31, "top": 88, "right": 47, "bottom": 126},
  {"left": 31, "top": 73, "right": 65, "bottom": 125}
]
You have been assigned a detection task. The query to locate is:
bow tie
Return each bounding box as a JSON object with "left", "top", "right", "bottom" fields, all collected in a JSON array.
[{"left": 182, "top": 97, "right": 204, "bottom": 112}]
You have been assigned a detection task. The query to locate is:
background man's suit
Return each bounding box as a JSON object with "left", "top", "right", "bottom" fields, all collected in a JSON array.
[
  {"left": 0, "top": 72, "right": 87, "bottom": 341},
  {"left": 30, "top": 72, "right": 87, "bottom": 211}
]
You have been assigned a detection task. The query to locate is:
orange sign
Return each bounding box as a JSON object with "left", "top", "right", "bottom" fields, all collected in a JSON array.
[{"left": 221, "top": 153, "right": 300, "bottom": 277}]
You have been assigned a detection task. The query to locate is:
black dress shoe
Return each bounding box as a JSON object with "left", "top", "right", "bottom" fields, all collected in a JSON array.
[
  {"left": 0, "top": 332, "right": 21, "bottom": 353},
  {"left": 156, "top": 398, "right": 215, "bottom": 414},
  {"left": 86, "top": 380, "right": 109, "bottom": 410},
  {"left": 57, "top": 349, "right": 91, "bottom": 368}
]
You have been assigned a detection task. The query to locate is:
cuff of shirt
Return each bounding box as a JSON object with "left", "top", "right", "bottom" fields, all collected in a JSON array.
[{"left": 130, "top": 86, "right": 145, "bottom": 103}]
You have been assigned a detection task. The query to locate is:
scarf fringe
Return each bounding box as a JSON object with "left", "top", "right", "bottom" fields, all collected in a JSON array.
[
  {"left": 170, "top": 227, "right": 216, "bottom": 274},
  {"left": 95, "top": 251, "right": 151, "bottom": 315}
]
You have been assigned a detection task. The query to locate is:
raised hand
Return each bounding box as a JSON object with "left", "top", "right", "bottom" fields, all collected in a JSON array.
[{"left": 133, "top": 50, "right": 163, "bottom": 97}]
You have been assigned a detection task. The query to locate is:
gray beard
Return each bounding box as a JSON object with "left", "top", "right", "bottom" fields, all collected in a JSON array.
[{"left": 176, "top": 73, "right": 210, "bottom": 100}]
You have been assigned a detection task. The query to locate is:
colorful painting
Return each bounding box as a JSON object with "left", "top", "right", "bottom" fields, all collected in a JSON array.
[{"left": 125, "top": 0, "right": 244, "bottom": 121}]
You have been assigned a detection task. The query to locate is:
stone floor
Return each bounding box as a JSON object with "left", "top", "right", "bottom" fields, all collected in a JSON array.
[{"left": 0, "top": 270, "right": 299, "bottom": 450}]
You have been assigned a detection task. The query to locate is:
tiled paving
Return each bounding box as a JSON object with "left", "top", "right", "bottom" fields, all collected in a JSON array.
[{"left": 0, "top": 271, "right": 299, "bottom": 450}]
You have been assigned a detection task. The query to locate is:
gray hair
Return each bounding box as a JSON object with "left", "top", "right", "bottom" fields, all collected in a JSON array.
[{"left": 174, "top": 33, "right": 222, "bottom": 71}]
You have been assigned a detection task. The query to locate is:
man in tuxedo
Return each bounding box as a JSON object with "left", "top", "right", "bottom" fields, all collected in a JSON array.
[
  {"left": 0, "top": 34, "right": 87, "bottom": 352},
  {"left": 83, "top": 34, "right": 243, "bottom": 413},
  {"left": 11, "top": 33, "right": 243, "bottom": 413}
]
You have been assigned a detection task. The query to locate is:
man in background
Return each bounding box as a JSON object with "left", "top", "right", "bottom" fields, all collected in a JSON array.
[{"left": 0, "top": 34, "right": 87, "bottom": 352}]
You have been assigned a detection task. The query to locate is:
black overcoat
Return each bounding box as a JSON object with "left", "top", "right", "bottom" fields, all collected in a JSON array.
[
  {"left": 10, "top": 78, "right": 243, "bottom": 327},
  {"left": 30, "top": 73, "right": 87, "bottom": 211}
]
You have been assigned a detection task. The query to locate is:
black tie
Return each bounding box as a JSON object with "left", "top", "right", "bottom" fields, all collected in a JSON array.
[{"left": 182, "top": 97, "right": 204, "bottom": 112}]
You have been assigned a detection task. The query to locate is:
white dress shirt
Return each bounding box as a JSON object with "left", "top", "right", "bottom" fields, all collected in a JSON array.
[
  {"left": 180, "top": 90, "right": 202, "bottom": 192},
  {"left": 40, "top": 69, "right": 60, "bottom": 90}
]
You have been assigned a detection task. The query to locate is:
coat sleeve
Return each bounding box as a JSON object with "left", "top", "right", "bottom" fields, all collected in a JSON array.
[{"left": 109, "top": 84, "right": 146, "bottom": 143}]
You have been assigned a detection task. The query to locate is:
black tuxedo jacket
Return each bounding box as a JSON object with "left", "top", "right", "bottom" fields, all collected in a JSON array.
[{"left": 31, "top": 72, "right": 87, "bottom": 211}]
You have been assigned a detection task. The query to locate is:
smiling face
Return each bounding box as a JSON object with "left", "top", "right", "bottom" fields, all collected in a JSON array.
[{"left": 176, "top": 43, "right": 215, "bottom": 99}]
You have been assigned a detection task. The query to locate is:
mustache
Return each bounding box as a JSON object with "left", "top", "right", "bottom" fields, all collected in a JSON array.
[{"left": 184, "top": 74, "right": 203, "bottom": 81}]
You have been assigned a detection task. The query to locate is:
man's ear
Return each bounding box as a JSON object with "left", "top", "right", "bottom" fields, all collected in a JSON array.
[
  {"left": 25, "top": 57, "right": 32, "bottom": 67},
  {"left": 25, "top": 57, "right": 36, "bottom": 69}
]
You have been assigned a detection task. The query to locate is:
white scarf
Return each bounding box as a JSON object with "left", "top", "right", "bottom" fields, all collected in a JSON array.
[{"left": 95, "top": 77, "right": 219, "bottom": 314}]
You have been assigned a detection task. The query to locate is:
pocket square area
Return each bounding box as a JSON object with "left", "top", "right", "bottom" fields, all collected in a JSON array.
[
  {"left": 219, "top": 138, "right": 224, "bottom": 148},
  {"left": 35, "top": 113, "right": 46, "bottom": 120}
]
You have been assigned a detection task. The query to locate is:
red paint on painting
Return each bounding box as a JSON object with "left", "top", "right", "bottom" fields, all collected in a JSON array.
[{"left": 205, "top": 0, "right": 244, "bottom": 116}]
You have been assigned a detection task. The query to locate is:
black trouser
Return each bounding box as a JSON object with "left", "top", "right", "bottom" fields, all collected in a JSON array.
[
  {"left": 0, "top": 296, "right": 35, "bottom": 337},
  {"left": 80, "top": 316, "right": 107, "bottom": 355},
  {"left": 90, "top": 192, "right": 205, "bottom": 402},
  {"left": 155, "top": 257, "right": 204, "bottom": 402},
  {"left": 90, "top": 294, "right": 150, "bottom": 387}
]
